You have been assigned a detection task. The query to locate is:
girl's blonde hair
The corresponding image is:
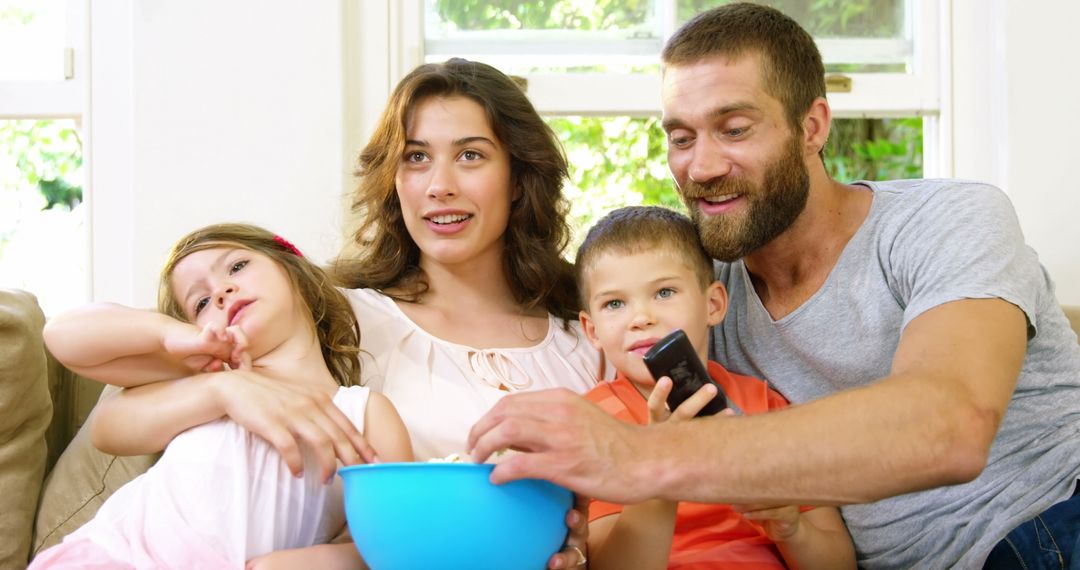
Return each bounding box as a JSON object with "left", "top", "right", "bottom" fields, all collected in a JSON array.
[{"left": 158, "top": 223, "right": 361, "bottom": 387}]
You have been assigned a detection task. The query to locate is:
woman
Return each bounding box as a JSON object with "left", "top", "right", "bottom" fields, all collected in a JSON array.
[
  {"left": 333, "top": 58, "right": 602, "bottom": 461},
  {"left": 85, "top": 59, "right": 604, "bottom": 569}
]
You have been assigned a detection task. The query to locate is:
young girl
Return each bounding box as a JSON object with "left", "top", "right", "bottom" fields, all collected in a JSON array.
[{"left": 32, "top": 223, "right": 413, "bottom": 569}]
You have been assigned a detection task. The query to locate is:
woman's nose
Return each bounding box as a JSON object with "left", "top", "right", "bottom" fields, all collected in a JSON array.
[{"left": 426, "top": 161, "right": 457, "bottom": 199}]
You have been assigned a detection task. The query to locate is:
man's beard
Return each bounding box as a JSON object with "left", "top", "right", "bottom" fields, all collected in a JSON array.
[{"left": 682, "top": 136, "right": 810, "bottom": 262}]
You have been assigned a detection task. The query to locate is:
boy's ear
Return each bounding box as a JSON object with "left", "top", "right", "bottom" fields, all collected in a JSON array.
[
  {"left": 579, "top": 310, "right": 603, "bottom": 350},
  {"left": 705, "top": 281, "right": 728, "bottom": 327}
]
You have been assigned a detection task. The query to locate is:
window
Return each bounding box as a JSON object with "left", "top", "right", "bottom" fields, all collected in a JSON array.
[
  {"left": 364, "top": 0, "right": 940, "bottom": 244},
  {"left": 0, "top": 0, "right": 87, "bottom": 316}
]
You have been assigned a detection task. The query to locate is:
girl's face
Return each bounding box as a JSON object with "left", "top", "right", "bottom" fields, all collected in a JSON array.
[
  {"left": 170, "top": 246, "right": 304, "bottom": 358},
  {"left": 395, "top": 96, "right": 515, "bottom": 270}
]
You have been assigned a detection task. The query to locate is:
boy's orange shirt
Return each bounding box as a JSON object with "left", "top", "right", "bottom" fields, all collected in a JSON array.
[{"left": 585, "top": 361, "right": 796, "bottom": 570}]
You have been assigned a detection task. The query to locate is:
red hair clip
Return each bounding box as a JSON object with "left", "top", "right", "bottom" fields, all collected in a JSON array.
[{"left": 273, "top": 235, "right": 303, "bottom": 257}]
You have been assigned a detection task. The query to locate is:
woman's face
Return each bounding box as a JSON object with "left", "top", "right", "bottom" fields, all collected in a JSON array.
[{"left": 395, "top": 96, "right": 514, "bottom": 270}]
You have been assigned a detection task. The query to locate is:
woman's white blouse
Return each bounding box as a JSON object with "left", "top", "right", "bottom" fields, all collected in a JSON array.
[{"left": 344, "top": 287, "right": 606, "bottom": 460}]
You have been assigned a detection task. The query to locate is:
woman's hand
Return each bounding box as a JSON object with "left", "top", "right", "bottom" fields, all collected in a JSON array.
[
  {"left": 547, "top": 495, "right": 590, "bottom": 569},
  {"left": 213, "top": 369, "right": 378, "bottom": 481}
]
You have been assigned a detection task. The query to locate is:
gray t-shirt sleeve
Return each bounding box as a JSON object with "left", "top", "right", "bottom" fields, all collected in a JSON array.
[{"left": 880, "top": 181, "right": 1042, "bottom": 337}]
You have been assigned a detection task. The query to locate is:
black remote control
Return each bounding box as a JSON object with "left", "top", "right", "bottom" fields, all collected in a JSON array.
[{"left": 643, "top": 329, "right": 727, "bottom": 417}]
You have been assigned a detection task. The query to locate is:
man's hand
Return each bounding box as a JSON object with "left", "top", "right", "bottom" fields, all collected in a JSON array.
[{"left": 467, "top": 388, "right": 655, "bottom": 504}]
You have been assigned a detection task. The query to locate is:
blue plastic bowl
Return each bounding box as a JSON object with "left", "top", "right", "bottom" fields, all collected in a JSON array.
[{"left": 339, "top": 462, "right": 573, "bottom": 570}]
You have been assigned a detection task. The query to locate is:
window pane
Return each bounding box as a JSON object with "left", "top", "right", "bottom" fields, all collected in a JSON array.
[
  {"left": 677, "top": 0, "right": 906, "bottom": 38},
  {"left": 0, "top": 0, "right": 68, "bottom": 80},
  {"left": 548, "top": 116, "right": 675, "bottom": 250},
  {"left": 825, "top": 117, "right": 923, "bottom": 181},
  {"left": 678, "top": 0, "right": 912, "bottom": 72},
  {"left": 0, "top": 119, "right": 86, "bottom": 316},
  {"left": 427, "top": 0, "right": 913, "bottom": 74},
  {"left": 428, "top": 0, "right": 655, "bottom": 33},
  {"left": 549, "top": 116, "right": 922, "bottom": 249}
]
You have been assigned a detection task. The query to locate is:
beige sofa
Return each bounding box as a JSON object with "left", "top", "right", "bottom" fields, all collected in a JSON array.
[{"left": 3, "top": 287, "right": 1080, "bottom": 569}]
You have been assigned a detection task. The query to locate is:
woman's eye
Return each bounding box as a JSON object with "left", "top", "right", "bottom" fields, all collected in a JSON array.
[
  {"left": 461, "top": 150, "right": 482, "bottom": 161},
  {"left": 404, "top": 151, "right": 427, "bottom": 163},
  {"left": 194, "top": 297, "right": 209, "bottom": 316},
  {"left": 657, "top": 287, "right": 675, "bottom": 299},
  {"left": 229, "top": 260, "right": 248, "bottom": 274}
]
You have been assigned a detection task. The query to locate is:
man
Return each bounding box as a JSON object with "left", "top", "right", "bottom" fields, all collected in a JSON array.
[{"left": 468, "top": 3, "right": 1080, "bottom": 568}]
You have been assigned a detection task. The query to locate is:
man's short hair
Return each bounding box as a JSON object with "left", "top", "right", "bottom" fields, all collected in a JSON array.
[
  {"left": 662, "top": 2, "right": 825, "bottom": 132},
  {"left": 575, "top": 206, "right": 714, "bottom": 309}
]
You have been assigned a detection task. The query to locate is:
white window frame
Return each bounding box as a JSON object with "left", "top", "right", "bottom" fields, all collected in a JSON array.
[
  {"left": 357, "top": 0, "right": 949, "bottom": 177},
  {"left": 0, "top": 0, "right": 86, "bottom": 119}
]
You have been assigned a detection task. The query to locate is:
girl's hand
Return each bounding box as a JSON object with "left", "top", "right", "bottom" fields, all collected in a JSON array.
[
  {"left": 731, "top": 503, "right": 802, "bottom": 542},
  {"left": 646, "top": 376, "right": 722, "bottom": 424},
  {"left": 162, "top": 321, "right": 241, "bottom": 372}
]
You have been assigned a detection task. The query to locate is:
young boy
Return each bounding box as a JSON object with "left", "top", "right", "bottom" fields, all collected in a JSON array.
[{"left": 576, "top": 206, "right": 855, "bottom": 570}]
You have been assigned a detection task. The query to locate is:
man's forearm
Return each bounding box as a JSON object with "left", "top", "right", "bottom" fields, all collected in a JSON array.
[{"left": 644, "top": 372, "right": 994, "bottom": 505}]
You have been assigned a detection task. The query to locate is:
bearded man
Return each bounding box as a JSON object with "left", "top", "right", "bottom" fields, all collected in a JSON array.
[{"left": 469, "top": 4, "right": 1080, "bottom": 568}]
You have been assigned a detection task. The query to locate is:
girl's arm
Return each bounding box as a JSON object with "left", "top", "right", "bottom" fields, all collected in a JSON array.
[
  {"left": 245, "top": 543, "right": 367, "bottom": 570},
  {"left": 91, "top": 369, "right": 378, "bottom": 480},
  {"left": 361, "top": 392, "right": 414, "bottom": 462},
  {"left": 586, "top": 501, "right": 678, "bottom": 570},
  {"left": 739, "top": 504, "right": 856, "bottom": 570},
  {"left": 43, "top": 302, "right": 234, "bottom": 385}
]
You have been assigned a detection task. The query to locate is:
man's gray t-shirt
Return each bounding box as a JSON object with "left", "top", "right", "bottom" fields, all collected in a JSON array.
[{"left": 710, "top": 179, "right": 1080, "bottom": 569}]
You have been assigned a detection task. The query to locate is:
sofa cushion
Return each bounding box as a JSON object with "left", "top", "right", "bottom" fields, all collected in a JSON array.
[
  {"left": 0, "top": 289, "right": 53, "bottom": 569},
  {"left": 32, "top": 385, "right": 159, "bottom": 555}
]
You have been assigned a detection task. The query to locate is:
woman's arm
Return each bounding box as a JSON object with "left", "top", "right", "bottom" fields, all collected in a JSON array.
[
  {"left": 91, "top": 370, "right": 377, "bottom": 480},
  {"left": 586, "top": 501, "right": 677, "bottom": 570},
  {"left": 43, "top": 302, "right": 235, "bottom": 385}
]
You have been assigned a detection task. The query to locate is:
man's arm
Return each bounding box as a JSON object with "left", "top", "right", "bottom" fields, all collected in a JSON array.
[{"left": 469, "top": 298, "right": 1026, "bottom": 505}]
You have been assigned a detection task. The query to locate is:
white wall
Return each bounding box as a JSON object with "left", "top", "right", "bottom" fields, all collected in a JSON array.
[
  {"left": 89, "top": 1, "right": 351, "bottom": 306},
  {"left": 951, "top": 0, "right": 1080, "bottom": 305}
]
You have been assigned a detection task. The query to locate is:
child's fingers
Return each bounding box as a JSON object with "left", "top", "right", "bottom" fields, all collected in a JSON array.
[
  {"left": 670, "top": 383, "right": 719, "bottom": 420},
  {"left": 647, "top": 377, "right": 674, "bottom": 423},
  {"left": 225, "top": 326, "right": 249, "bottom": 352}
]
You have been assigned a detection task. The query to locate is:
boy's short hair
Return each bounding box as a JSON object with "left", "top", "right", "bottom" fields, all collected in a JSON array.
[{"left": 575, "top": 206, "right": 715, "bottom": 308}]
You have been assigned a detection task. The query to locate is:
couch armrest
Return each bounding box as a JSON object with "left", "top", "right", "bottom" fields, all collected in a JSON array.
[{"left": 0, "top": 289, "right": 54, "bottom": 569}]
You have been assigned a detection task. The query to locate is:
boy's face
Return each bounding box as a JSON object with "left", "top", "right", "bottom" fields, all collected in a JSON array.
[{"left": 580, "top": 249, "right": 727, "bottom": 388}]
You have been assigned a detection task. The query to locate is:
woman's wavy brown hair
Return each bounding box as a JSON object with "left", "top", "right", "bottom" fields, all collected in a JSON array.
[
  {"left": 158, "top": 223, "right": 361, "bottom": 387},
  {"left": 333, "top": 58, "right": 579, "bottom": 321}
]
